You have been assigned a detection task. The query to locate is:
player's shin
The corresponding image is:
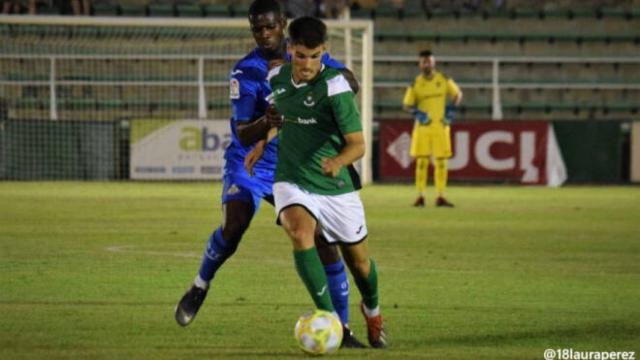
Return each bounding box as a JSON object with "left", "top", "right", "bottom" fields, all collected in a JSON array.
[
  {"left": 324, "top": 259, "right": 350, "bottom": 325},
  {"left": 434, "top": 158, "right": 448, "bottom": 195},
  {"left": 294, "top": 247, "right": 335, "bottom": 312},
  {"left": 197, "top": 227, "right": 235, "bottom": 288},
  {"left": 416, "top": 157, "right": 429, "bottom": 194},
  {"left": 352, "top": 258, "right": 379, "bottom": 312}
]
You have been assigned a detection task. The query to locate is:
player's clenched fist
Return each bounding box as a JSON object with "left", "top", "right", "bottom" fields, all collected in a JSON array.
[
  {"left": 268, "top": 59, "right": 285, "bottom": 70},
  {"left": 265, "top": 104, "right": 283, "bottom": 128},
  {"left": 321, "top": 157, "right": 342, "bottom": 178}
]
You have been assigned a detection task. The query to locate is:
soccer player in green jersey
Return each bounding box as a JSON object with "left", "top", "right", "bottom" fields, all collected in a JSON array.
[{"left": 265, "top": 16, "right": 387, "bottom": 348}]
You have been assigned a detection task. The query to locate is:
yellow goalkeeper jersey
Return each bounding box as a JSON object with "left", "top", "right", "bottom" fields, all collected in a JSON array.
[{"left": 403, "top": 71, "right": 461, "bottom": 126}]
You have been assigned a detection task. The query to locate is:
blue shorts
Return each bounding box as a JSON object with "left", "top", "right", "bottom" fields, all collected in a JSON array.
[{"left": 221, "top": 172, "right": 274, "bottom": 216}]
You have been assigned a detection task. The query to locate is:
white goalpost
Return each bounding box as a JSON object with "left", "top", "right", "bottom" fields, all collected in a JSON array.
[{"left": 0, "top": 15, "right": 373, "bottom": 183}]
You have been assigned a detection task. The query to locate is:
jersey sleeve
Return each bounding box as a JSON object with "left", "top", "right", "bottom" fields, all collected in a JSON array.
[
  {"left": 230, "top": 67, "right": 259, "bottom": 122},
  {"left": 321, "top": 53, "right": 346, "bottom": 69},
  {"left": 402, "top": 84, "right": 416, "bottom": 107},
  {"left": 446, "top": 77, "right": 461, "bottom": 100},
  {"left": 327, "top": 74, "right": 361, "bottom": 135}
]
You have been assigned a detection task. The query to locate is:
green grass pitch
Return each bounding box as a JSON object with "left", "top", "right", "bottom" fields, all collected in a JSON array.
[{"left": 1, "top": 182, "right": 639, "bottom": 359}]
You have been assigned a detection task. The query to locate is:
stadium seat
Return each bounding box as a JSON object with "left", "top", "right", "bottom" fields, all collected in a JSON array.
[
  {"left": 203, "top": 3, "right": 228, "bottom": 17},
  {"left": 118, "top": 1, "right": 148, "bottom": 16},
  {"left": 374, "top": 100, "right": 492, "bottom": 115},
  {"left": 375, "top": 30, "right": 638, "bottom": 45},
  {"left": 176, "top": 3, "right": 203, "bottom": 17},
  {"left": 37, "top": 3, "right": 61, "bottom": 15},
  {"left": 371, "top": 2, "right": 402, "bottom": 19},
  {"left": 1, "top": 2, "right": 637, "bottom": 123},
  {"left": 350, "top": 6, "right": 373, "bottom": 19},
  {"left": 229, "top": 4, "right": 249, "bottom": 17},
  {"left": 148, "top": 3, "right": 176, "bottom": 17},
  {"left": 600, "top": 7, "right": 637, "bottom": 20},
  {"left": 93, "top": 2, "right": 119, "bottom": 16}
]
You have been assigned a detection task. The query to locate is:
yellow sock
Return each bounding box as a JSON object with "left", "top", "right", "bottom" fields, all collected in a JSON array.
[
  {"left": 434, "top": 158, "right": 448, "bottom": 195},
  {"left": 415, "top": 157, "right": 429, "bottom": 194}
]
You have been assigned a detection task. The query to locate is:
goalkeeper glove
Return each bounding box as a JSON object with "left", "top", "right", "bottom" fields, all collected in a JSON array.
[
  {"left": 444, "top": 103, "right": 455, "bottom": 124},
  {"left": 412, "top": 107, "right": 430, "bottom": 125}
]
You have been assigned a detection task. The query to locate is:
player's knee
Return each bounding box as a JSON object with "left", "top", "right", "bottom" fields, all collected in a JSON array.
[
  {"left": 285, "top": 226, "right": 309, "bottom": 242},
  {"left": 284, "top": 224, "right": 315, "bottom": 249}
]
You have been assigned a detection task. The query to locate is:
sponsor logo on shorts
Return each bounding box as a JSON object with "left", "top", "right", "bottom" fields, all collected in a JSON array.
[{"left": 227, "top": 184, "right": 240, "bottom": 195}]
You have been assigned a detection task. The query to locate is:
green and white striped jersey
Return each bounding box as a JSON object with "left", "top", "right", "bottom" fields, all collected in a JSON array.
[{"left": 268, "top": 63, "right": 362, "bottom": 195}]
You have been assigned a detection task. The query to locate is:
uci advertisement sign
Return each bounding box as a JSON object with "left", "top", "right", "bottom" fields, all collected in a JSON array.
[
  {"left": 380, "top": 120, "right": 567, "bottom": 186},
  {"left": 130, "top": 119, "right": 230, "bottom": 180}
]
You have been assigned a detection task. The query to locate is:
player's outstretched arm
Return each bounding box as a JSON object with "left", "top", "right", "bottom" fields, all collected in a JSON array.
[
  {"left": 321, "top": 131, "right": 365, "bottom": 177},
  {"left": 244, "top": 128, "right": 278, "bottom": 176},
  {"left": 244, "top": 139, "right": 265, "bottom": 176}
]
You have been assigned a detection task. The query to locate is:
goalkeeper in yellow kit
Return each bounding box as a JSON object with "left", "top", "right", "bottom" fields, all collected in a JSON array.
[{"left": 403, "top": 50, "right": 462, "bottom": 207}]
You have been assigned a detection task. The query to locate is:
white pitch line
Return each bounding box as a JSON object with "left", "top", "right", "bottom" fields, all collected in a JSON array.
[
  {"left": 104, "top": 244, "right": 293, "bottom": 267},
  {"left": 106, "top": 245, "right": 472, "bottom": 273},
  {"left": 105, "top": 245, "right": 200, "bottom": 259}
]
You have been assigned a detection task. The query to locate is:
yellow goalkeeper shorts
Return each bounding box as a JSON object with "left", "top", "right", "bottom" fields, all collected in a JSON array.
[{"left": 410, "top": 123, "right": 452, "bottom": 158}]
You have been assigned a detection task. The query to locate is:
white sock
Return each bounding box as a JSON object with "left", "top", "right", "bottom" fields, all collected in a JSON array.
[
  {"left": 193, "top": 275, "right": 209, "bottom": 290},
  {"left": 362, "top": 304, "right": 380, "bottom": 318},
  {"left": 332, "top": 311, "right": 341, "bottom": 323}
]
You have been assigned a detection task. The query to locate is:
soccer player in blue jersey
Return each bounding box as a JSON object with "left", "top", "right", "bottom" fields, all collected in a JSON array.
[{"left": 174, "top": 0, "right": 364, "bottom": 348}]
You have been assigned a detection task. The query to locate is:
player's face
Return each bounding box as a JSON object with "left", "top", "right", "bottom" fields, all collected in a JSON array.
[
  {"left": 249, "top": 12, "right": 286, "bottom": 57},
  {"left": 419, "top": 55, "right": 436, "bottom": 76},
  {"left": 288, "top": 43, "right": 326, "bottom": 82}
]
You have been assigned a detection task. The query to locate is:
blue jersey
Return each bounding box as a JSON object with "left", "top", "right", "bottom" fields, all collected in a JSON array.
[{"left": 225, "top": 47, "right": 345, "bottom": 184}]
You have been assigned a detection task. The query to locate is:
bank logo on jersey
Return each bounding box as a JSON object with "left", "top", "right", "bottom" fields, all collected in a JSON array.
[
  {"left": 303, "top": 94, "right": 315, "bottom": 107},
  {"left": 296, "top": 117, "right": 317, "bottom": 125}
]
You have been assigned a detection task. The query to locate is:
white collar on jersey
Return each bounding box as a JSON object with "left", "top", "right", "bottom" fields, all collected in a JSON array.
[{"left": 290, "top": 64, "right": 326, "bottom": 88}]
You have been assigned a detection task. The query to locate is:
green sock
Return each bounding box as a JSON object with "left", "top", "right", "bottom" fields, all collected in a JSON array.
[
  {"left": 293, "top": 247, "right": 335, "bottom": 312},
  {"left": 353, "top": 258, "right": 379, "bottom": 309}
]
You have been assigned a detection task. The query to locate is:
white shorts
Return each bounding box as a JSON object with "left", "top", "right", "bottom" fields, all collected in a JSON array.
[{"left": 273, "top": 181, "right": 368, "bottom": 244}]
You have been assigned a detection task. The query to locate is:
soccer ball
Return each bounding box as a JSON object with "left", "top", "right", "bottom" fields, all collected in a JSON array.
[{"left": 294, "top": 309, "right": 343, "bottom": 355}]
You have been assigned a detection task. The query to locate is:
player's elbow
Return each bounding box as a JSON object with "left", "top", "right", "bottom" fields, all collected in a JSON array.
[
  {"left": 343, "top": 132, "right": 365, "bottom": 162},
  {"left": 236, "top": 126, "right": 253, "bottom": 147},
  {"left": 453, "top": 93, "right": 463, "bottom": 106},
  {"left": 352, "top": 142, "right": 365, "bottom": 161},
  {"left": 236, "top": 121, "right": 263, "bottom": 147}
]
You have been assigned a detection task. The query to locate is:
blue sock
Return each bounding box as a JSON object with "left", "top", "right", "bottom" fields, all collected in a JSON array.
[
  {"left": 324, "top": 259, "right": 350, "bottom": 325},
  {"left": 198, "top": 227, "right": 232, "bottom": 284}
]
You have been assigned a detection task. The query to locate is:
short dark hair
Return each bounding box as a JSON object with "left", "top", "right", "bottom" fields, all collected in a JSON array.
[
  {"left": 419, "top": 49, "right": 433, "bottom": 57},
  {"left": 288, "top": 16, "right": 327, "bottom": 48},
  {"left": 248, "top": 0, "right": 282, "bottom": 19}
]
